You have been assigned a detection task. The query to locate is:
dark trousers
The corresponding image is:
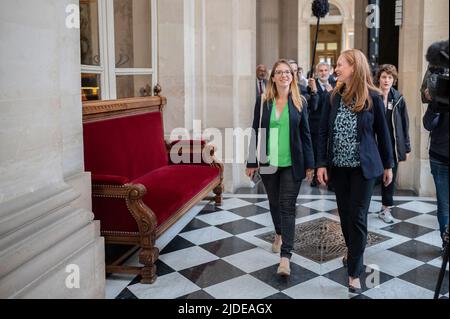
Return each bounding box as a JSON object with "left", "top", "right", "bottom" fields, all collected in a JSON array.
[
  {"left": 332, "top": 166, "right": 376, "bottom": 278},
  {"left": 381, "top": 163, "right": 398, "bottom": 207},
  {"left": 430, "top": 159, "right": 449, "bottom": 237},
  {"left": 311, "top": 132, "right": 319, "bottom": 180},
  {"left": 261, "top": 166, "right": 301, "bottom": 259}
]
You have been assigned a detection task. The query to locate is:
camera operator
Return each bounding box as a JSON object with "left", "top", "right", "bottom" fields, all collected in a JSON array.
[{"left": 422, "top": 39, "right": 449, "bottom": 255}]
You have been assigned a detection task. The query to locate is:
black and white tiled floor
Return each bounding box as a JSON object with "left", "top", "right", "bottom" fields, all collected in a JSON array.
[{"left": 106, "top": 183, "right": 449, "bottom": 299}]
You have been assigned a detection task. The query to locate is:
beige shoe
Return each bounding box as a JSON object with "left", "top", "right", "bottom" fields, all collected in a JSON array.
[
  {"left": 272, "top": 235, "right": 282, "bottom": 253},
  {"left": 277, "top": 260, "right": 290, "bottom": 276}
]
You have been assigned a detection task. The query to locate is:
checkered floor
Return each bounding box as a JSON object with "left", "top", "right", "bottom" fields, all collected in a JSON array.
[{"left": 106, "top": 182, "right": 449, "bottom": 299}]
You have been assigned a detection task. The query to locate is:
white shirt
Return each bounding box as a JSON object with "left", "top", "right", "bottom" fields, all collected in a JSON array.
[{"left": 318, "top": 80, "right": 329, "bottom": 92}]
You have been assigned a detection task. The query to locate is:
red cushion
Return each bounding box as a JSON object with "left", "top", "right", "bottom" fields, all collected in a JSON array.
[
  {"left": 92, "top": 165, "right": 220, "bottom": 233},
  {"left": 133, "top": 165, "right": 220, "bottom": 227},
  {"left": 83, "top": 112, "right": 168, "bottom": 180},
  {"left": 92, "top": 196, "right": 137, "bottom": 233}
]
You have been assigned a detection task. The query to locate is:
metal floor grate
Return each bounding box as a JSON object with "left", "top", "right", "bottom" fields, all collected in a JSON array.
[{"left": 257, "top": 217, "right": 391, "bottom": 263}]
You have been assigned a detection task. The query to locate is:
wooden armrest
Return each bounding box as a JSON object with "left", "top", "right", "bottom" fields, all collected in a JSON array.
[
  {"left": 92, "top": 183, "right": 146, "bottom": 199},
  {"left": 92, "top": 182, "right": 157, "bottom": 248}
]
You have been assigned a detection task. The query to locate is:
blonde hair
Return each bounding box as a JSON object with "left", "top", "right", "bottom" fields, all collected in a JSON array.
[
  {"left": 265, "top": 59, "right": 304, "bottom": 112},
  {"left": 332, "top": 49, "right": 381, "bottom": 112}
]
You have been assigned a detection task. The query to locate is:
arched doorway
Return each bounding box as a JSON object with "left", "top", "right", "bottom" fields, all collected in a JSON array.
[
  {"left": 298, "top": 0, "right": 354, "bottom": 76},
  {"left": 309, "top": 4, "right": 342, "bottom": 70}
]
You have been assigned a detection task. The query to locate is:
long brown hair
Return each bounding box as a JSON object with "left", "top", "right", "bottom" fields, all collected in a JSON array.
[
  {"left": 332, "top": 49, "right": 381, "bottom": 112},
  {"left": 265, "top": 59, "right": 305, "bottom": 112}
]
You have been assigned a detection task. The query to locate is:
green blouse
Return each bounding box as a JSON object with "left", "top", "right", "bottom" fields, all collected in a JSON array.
[{"left": 268, "top": 100, "right": 292, "bottom": 167}]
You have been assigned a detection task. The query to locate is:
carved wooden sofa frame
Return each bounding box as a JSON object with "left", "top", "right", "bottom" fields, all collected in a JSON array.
[{"left": 82, "top": 94, "right": 224, "bottom": 284}]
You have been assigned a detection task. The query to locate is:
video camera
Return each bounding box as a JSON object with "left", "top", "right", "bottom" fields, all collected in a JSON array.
[{"left": 425, "top": 40, "right": 449, "bottom": 112}]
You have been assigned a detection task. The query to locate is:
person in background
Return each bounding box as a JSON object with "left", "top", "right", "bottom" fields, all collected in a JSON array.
[
  {"left": 298, "top": 66, "right": 308, "bottom": 87},
  {"left": 288, "top": 59, "right": 309, "bottom": 97},
  {"left": 246, "top": 59, "right": 314, "bottom": 277},
  {"left": 316, "top": 49, "right": 394, "bottom": 294},
  {"left": 288, "top": 59, "right": 319, "bottom": 122},
  {"left": 330, "top": 65, "right": 338, "bottom": 82},
  {"left": 256, "top": 64, "right": 268, "bottom": 98},
  {"left": 308, "top": 62, "right": 336, "bottom": 187},
  {"left": 375, "top": 64, "right": 411, "bottom": 224},
  {"left": 422, "top": 81, "right": 449, "bottom": 255}
]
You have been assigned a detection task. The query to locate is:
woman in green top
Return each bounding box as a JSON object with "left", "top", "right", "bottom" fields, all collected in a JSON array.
[{"left": 246, "top": 59, "right": 315, "bottom": 276}]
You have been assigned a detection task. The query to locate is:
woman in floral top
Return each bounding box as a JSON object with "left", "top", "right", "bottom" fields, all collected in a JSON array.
[{"left": 316, "top": 49, "right": 394, "bottom": 294}]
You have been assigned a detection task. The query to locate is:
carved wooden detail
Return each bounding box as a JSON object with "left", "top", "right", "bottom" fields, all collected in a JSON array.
[
  {"left": 83, "top": 95, "right": 167, "bottom": 123},
  {"left": 153, "top": 83, "right": 162, "bottom": 96}
]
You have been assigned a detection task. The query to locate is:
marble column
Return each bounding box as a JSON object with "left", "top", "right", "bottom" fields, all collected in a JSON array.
[
  {"left": 202, "top": 0, "right": 257, "bottom": 192},
  {"left": 256, "top": 0, "right": 280, "bottom": 67},
  {"left": 298, "top": 0, "right": 311, "bottom": 71},
  {"left": 279, "top": 0, "right": 299, "bottom": 61},
  {"left": 397, "top": 0, "right": 449, "bottom": 196},
  {"left": 0, "top": 0, "right": 104, "bottom": 298},
  {"left": 353, "top": 0, "right": 368, "bottom": 54},
  {"left": 159, "top": 0, "right": 256, "bottom": 193}
]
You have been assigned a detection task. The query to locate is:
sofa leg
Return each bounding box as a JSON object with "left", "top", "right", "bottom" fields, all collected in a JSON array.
[
  {"left": 213, "top": 183, "right": 223, "bottom": 206},
  {"left": 139, "top": 247, "right": 159, "bottom": 284}
]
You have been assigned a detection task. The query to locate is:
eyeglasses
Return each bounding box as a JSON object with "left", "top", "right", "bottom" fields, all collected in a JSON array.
[{"left": 274, "top": 70, "right": 292, "bottom": 77}]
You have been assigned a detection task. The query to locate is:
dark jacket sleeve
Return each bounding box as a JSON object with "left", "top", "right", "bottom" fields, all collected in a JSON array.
[
  {"left": 308, "top": 91, "right": 319, "bottom": 112},
  {"left": 420, "top": 68, "right": 433, "bottom": 104},
  {"left": 422, "top": 102, "right": 441, "bottom": 132},
  {"left": 300, "top": 100, "right": 315, "bottom": 170},
  {"left": 246, "top": 97, "right": 261, "bottom": 168},
  {"left": 373, "top": 94, "right": 394, "bottom": 169},
  {"left": 400, "top": 97, "right": 411, "bottom": 153},
  {"left": 316, "top": 92, "right": 331, "bottom": 168}
]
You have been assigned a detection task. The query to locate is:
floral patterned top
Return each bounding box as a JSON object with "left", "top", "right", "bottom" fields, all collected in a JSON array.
[{"left": 332, "top": 99, "right": 361, "bottom": 167}]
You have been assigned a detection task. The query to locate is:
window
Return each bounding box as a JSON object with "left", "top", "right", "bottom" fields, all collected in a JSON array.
[
  {"left": 327, "top": 42, "right": 338, "bottom": 51},
  {"left": 328, "top": 4, "right": 341, "bottom": 16},
  {"left": 80, "top": 0, "right": 157, "bottom": 101}
]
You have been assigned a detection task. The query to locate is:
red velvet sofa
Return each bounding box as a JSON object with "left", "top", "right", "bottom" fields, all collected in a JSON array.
[{"left": 82, "top": 95, "right": 223, "bottom": 284}]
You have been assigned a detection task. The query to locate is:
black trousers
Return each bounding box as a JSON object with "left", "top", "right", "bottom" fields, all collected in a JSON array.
[
  {"left": 381, "top": 162, "right": 398, "bottom": 207},
  {"left": 311, "top": 132, "right": 319, "bottom": 179},
  {"left": 332, "top": 166, "right": 376, "bottom": 278},
  {"left": 261, "top": 166, "right": 301, "bottom": 259}
]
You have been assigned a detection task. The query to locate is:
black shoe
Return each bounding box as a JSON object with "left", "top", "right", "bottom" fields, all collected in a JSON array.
[
  {"left": 342, "top": 256, "right": 348, "bottom": 268},
  {"left": 348, "top": 276, "right": 362, "bottom": 294},
  {"left": 348, "top": 285, "right": 362, "bottom": 294}
]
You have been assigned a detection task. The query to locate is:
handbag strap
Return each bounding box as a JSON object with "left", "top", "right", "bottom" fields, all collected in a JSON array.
[{"left": 256, "top": 94, "right": 265, "bottom": 168}]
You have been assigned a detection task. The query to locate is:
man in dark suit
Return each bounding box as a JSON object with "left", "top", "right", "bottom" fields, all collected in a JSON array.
[
  {"left": 256, "top": 64, "right": 268, "bottom": 98},
  {"left": 288, "top": 59, "right": 315, "bottom": 106},
  {"left": 308, "top": 62, "right": 336, "bottom": 187}
]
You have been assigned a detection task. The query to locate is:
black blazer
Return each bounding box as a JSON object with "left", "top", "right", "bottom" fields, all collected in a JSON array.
[
  {"left": 388, "top": 87, "right": 411, "bottom": 162},
  {"left": 316, "top": 91, "right": 394, "bottom": 180},
  {"left": 308, "top": 79, "right": 337, "bottom": 135},
  {"left": 247, "top": 94, "right": 315, "bottom": 182}
]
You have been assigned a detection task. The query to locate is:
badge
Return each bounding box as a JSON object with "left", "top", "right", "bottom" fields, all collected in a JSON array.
[{"left": 387, "top": 102, "right": 393, "bottom": 110}]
